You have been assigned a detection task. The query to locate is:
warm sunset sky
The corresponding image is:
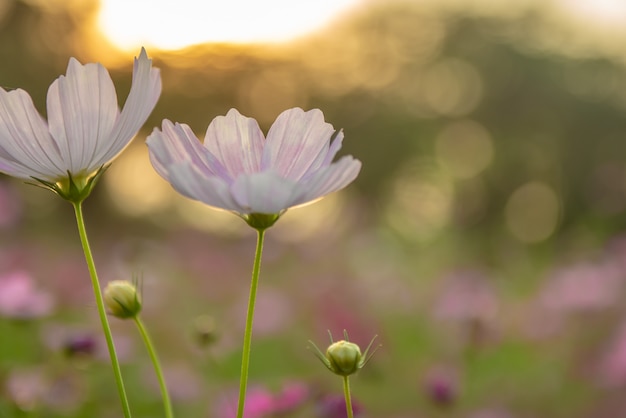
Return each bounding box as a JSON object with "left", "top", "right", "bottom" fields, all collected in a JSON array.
[
  {"left": 96, "top": 0, "right": 626, "bottom": 59},
  {"left": 97, "top": 0, "right": 364, "bottom": 50}
]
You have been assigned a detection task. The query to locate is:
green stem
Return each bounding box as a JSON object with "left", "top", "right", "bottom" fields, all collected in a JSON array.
[
  {"left": 236, "top": 229, "right": 266, "bottom": 418},
  {"left": 343, "top": 376, "right": 354, "bottom": 418},
  {"left": 134, "top": 317, "right": 174, "bottom": 418},
  {"left": 72, "top": 202, "right": 132, "bottom": 418}
]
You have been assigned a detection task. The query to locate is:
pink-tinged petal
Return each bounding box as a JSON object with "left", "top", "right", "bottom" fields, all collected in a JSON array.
[
  {"left": 296, "top": 156, "right": 361, "bottom": 205},
  {"left": 231, "top": 171, "right": 304, "bottom": 214},
  {"left": 300, "top": 129, "right": 345, "bottom": 180},
  {"left": 321, "top": 129, "right": 345, "bottom": 167},
  {"left": 46, "top": 58, "right": 119, "bottom": 175},
  {"left": 95, "top": 48, "right": 161, "bottom": 168},
  {"left": 204, "top": 108, "right": 264, "bottom": 178},
  {"left": 146, "top": 129, "right": 171, "bottom": 180},
  {"left": 167, "top": 163, "right": 240, "bottom": 211},
  {"left": 0, "top": 88, "right": 65, "bottom": 179},
  {"left": 147, "top": 120, "right": 230, "bottom": 181},
  {"left": 262, "top": 108, "right": 335, "bottom": 181}
]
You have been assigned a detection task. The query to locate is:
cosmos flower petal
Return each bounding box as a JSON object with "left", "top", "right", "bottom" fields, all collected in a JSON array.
[
  {"left": 0, "top": 88, "right": 64, "bottom": 179},
  {"left": 204, "top": 108, "right": 264, "bottom": 178},
  {"left": 231, "top": 171, "right": 304, "bottom": 214},
  {"left": 47, "top": 58, "right": 119, "bottom": 175},
  {"left": 321, "top": 129, "right": 345, "bottom": 167},
  {"left": 167, "top": 163, "right": 240, "bottom": 211},
  {"left": 262, "top": 108, "right": 335, "bottom": 181},
  {"left": 95, "top": 48, "right": 162, "bottom": 169},
  {"left": 0, "top": 48, "right": 161, "bottom": 190},
  {"left": 147, "top": 120, "right": 229, "bottom": 182},
  {"left": 297, "top": 156, "right": 362, "bottom": 205},
  {"left": 299, "top": 129, "right": 346, "bottom": 181},
  {"left": 148, "top": 107, "right": 361, "bottom": 220}
]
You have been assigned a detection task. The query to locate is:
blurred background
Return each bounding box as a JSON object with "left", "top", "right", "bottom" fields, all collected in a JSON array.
[{"left": 2, "top": 0, "right": 626, "bottom": 416}]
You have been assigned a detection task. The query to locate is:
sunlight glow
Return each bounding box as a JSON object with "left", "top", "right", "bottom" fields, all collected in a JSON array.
[
  {"left": 558, "top": 0, "right": 626, "bottom": 26},
  {"left": 98, "top": 0, "right": 361, "bottom": 50}
]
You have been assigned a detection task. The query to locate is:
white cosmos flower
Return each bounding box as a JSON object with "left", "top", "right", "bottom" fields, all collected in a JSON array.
[
  {"left": 0, "top": 48, "right": 161, "bottom": 199},
  {"left": 147, "top": 108, "right": 361, "bottom": 227}
]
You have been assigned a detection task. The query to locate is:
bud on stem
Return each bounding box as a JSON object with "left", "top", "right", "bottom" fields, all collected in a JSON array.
[{"left": 104, "top": 280, "right": 142, "bottom": 319}]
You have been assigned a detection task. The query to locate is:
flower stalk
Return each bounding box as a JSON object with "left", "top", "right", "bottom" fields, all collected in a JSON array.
[
  {"left": 134, "top": 316, "right": 174, "bottom": 418},
  {"left": 343, "top": 375, "right": 354, "bottom": 418},
  {"left": 236, "top": 228, "right": 266, "bottom": 418},
  {"left": 72, "top": 202, "right": 132, "bottom": 418}
]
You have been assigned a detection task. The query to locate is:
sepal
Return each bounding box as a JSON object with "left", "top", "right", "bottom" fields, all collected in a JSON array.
[
  {"left": 29, "top": 165, "right": 109, "bottom": 203},
  {"left": 242, "top": 212, "right": 282, "bottom": 231}
]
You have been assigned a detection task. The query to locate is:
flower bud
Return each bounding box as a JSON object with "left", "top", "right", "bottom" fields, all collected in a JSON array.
[
  {"left": 326, "top": 340, "right": 362, "bottom": 376},
  {"left": 309, "top": 330, "right": 379, "bottom": 378},
  {"left": 103, "top": 280, "right": 141, "bottom": 319}
]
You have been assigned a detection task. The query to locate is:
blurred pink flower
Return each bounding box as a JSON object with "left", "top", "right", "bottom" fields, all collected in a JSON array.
[
  {"left": 272, "top": 381, "right": 309, "bottom": 413},
  {"left": 0, "top": 49, "right": 160, "bottom": 183},
  {"left": 41, "top": 323, "right": 134, "bottom": 362},
  {"left": 432, "top": 270, "right": 498, "bottom": 324},
  {"left": 42, "top": 373, "right": 86, "bottom": 413},
  {"left": 40, "top": 324, "right": 97, "bottom": 358},
  {"left": 431, "top": 270, "right": 500, "bottom": 346},
  {"left": 5, "top": 368, "right": 47, "bottom": 411},
  {"left": 215, "top": 387, "right": 274, "bottom": 418},
  {"left": 63, "top": 334, "right": 97, "bottom": 357},
  {"left": 538, "top": 262, "right": 623, "bottom": 314},
  {"left": 423, "top": 365, "right": 459, "bottom": 407},
  {"left": 523, "top": 259, "right": 626, "bottom": 339},
  {"left": 0, "top": 271, "right": 53, "bottom": 319},
  {"left": 145, "top": 364, "right": 203, "bottom": 401},
  {"left": 467, "top": 408, "right": 515, "bottom": 418},
  {"left": 6, "top": 368, "right": 85, "bottom": 413},
  {"left": 316, "top": 394, "right": 363, "bottom": 418},
  {"left": 147, "top": 107, "right": 361, "bottom": 216},
  {"left": 231, "top": 288, "right": 294, "bottom": 337},
  {"left": 597, "top": 321, "right": 626, "bottom": 387},
  {"left": 214, "top": 382, "right": 309, "bottom": 417}
]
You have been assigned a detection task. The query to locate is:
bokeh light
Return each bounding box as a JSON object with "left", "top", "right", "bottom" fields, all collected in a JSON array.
[
  {"left": 435, "top": 119, "right": 494, "bottom": 179},
  {"left": 104, "top": 142, "right": 174, "bottom": 217},
  {"left": 385, "top": 158, "right": 454, "bottom": 242},
  {"left": 422, "top": 58, "right": 483, "bottom": 116},
  {"left": 505, "top": 181, "right": 560, "bottom": 243}
]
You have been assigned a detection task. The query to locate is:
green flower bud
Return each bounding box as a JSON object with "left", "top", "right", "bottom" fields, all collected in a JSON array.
[
  {"left": 326, "top": 340, "right": 362, "bottom": 376},
  {"left": 104, "top": 280, "right": 142, "bottom": 319},
  {"left": 309, "top": 330, "right": 380, "bottom": 377}
]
